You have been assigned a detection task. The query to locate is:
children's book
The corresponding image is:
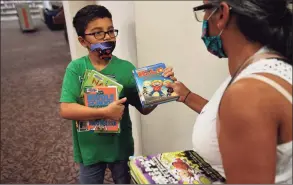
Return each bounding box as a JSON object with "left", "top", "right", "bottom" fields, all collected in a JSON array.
[
  {"left": 82, "top": 86, "right": 120, "bottom": 133},
  {"left": 132, "top": 63, "right": 179, "bottom": 107},
  {"left": 129, "top": 150, "right": 226, "bottom": 184},
  {"left": 80, "top": 69, "right": 123, "bottom": 99},
  {"left": 76, "top": 69, "right": 124, "bottom": 133}
]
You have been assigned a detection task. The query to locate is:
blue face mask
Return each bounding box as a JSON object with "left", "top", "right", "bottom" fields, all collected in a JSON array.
[
  {"left": 90, "top": 41, "right": 116, "bottom": 61},
  {"left": 201, "top": 20, "right": 227, "bottom": 58}
]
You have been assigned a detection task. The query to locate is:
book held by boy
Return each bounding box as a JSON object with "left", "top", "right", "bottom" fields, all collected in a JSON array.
[
  {"left": 76, "top": 69, "right": 123, "bottom": 133},
  {"left": 80, "top": 69, "right": 123, "bottom": 99},
  {"left": 132, "top": 63, "right": 179, "bottom": 107},
  {"left": 83, "top": 86, "right": 120, "bottom": 133}
]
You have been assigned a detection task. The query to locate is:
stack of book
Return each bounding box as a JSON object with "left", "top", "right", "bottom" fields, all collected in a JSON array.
[
  {"left": 76, "top": 69, "right": 123, "bottom": 134},
  {"left": 129, "top": 150, "right": 225, "bottom": 184}
]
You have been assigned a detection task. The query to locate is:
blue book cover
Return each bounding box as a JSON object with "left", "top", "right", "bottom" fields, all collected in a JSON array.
[
  {"left": 81, "top": 86, "right": 120, "bottom": 133},
  {"left": 132, "top": 63, "right": 179, "bottom": 107}
]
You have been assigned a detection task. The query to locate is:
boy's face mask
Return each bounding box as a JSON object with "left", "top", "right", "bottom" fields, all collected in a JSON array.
[
  {"left": 201, "top": 9, "right": 227, "bottom": 58},
  {"left": 89, "top": 41, "right": 116, "bottom": 61}
]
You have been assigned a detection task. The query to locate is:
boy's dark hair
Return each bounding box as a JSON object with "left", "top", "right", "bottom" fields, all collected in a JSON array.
[
  {"left": 73, "top": 5, "right": 112, "bottom": 37},
  {"left": 213, "top": 0, "right": 292, "bottom": 64}
]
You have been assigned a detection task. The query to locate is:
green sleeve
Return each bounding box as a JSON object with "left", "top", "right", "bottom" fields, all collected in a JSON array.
[{"left": 60, "top": 67, "right": 81, "bottom": 103}]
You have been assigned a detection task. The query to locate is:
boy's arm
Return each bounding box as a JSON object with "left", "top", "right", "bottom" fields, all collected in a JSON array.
[
  {"left": 60, "top": 102, "right": 108, "bottom": 121},
  {"left": 126, "top": 90, "right": 156, "bottom": 115}
]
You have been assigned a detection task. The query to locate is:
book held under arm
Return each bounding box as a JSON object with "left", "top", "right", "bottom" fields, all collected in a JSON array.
[
  {"left": 80, "top": 69, "right": 123, "bottom": 99},
  {"left": 76, "top": 69, "right": 124, "bottom": 134},
  {"left": 82, "top": 86, "right": 120, "bottom": 133}
]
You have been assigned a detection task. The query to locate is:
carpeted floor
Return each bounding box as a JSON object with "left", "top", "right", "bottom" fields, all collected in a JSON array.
[{"left": 1, "top": 19, "right": 113, "bottom": 184}]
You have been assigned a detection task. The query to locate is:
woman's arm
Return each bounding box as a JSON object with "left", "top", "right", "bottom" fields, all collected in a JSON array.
[
  {"left": 218, "top": 78, "right": 279, "bottom": 184},
  {"left": 166, "top": 81, "right": 208, "bottom": 114},
  {"left": 183, "top": 92, "right": 209, "bottom": 114}
]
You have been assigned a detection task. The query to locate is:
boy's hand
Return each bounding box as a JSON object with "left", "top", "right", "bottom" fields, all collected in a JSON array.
[
  {"left": 162, "top": 67, "right": 177, "bottom": 81},
  {"left": 105, "top": 97, "right": 127, "bottom": 121}
]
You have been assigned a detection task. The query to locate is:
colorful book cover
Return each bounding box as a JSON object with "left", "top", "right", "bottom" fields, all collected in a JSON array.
[
  {"left": 82, "top": 86, "right": 120, "bottom": 133},
  {"left": 80, "top": 70, "right": 123, "bottom": 99},
  {"left": 129, "top": 150, "right": 226, "bottom": 184},
  {"left": 132, "top": 63, "right": 179, "bottom": 107}
]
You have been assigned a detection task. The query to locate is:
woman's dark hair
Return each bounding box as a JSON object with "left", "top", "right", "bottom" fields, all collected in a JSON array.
[
  {"left": 216, "top": 0, "right": 292, "bottom": 64},
  {"left": 73, "top": 5, "right": 112, "bottom": 37}
]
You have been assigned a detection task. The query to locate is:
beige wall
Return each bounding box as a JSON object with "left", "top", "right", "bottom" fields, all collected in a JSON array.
[
  {"left": 63, "top": 1, "right": 96, "bottom": 60},
  {"left": 134, "top": 1, "right": 229, "bottom": 155}
]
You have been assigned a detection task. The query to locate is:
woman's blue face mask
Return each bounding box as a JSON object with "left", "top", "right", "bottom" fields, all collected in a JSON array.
[{"left": 201, "top": 9, "right": 227, "bottom": 58}]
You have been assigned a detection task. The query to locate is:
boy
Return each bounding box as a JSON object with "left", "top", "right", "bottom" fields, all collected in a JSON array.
[{"left": 59, "top": 5, "right": 175, "bottom": 184}]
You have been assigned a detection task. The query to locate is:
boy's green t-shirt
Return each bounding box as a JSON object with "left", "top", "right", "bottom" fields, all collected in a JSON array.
[{"left": 60, "top": 55, "right": 141, "bottom": 166}]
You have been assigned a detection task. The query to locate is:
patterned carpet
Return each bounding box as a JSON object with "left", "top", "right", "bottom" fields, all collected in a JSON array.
[{"left": 0, "top": 20, "right": 113, "bottom": 184}]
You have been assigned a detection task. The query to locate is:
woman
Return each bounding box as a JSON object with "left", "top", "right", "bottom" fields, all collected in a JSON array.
[{"left": 165, "top": 0, "right": 292, "bottom": 183}]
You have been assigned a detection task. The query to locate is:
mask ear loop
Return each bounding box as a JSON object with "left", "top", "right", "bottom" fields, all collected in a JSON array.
[
  {"left": 206, "top": 7, "right": 218, "bottom": 20},
  {"left": 217, "top": 6, "right": 232, "bottom": 36},
  {"left": 218, "top": 29, "right": 224, "bottom": 36}
]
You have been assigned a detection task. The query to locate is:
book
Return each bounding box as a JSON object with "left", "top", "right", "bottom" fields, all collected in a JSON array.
[
  {"left": 80, "top": 69, "right": 123, "bottom": 99},
  {"left": 129, "top": 150, "right": 226, "bottom": 184},
  {"left": 76, "top": 69, "right": 124, "bottom": 133},
  {"left": 132, "top": 63, "right": 179, "bottom": 107},
  {"left": 81, "top": 86, "right": 120, "bottom": 133}
]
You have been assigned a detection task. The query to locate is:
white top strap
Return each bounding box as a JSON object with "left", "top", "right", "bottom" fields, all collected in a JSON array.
[{"left": 238, "top": 74, "right": 292, "bottom": 104}]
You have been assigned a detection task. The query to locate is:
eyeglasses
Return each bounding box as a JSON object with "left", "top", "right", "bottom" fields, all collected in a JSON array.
[
  {"left": 193, "top": 3, "right": 219, "bottom": 22},
  {"left": 84, "top": 29, "right": 119, "bottom": 40}
]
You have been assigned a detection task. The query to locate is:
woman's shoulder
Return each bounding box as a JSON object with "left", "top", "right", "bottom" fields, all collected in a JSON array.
[{"left": 237, "top": 58, "right": 292, "bottom": 85}]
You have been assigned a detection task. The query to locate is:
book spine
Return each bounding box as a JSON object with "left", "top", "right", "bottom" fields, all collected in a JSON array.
[
  {"left": 132, "top": 70, "right": 145, "bottom": 107},
  {"left": 144, "top": 97, "right": 179, "bottom": 106}
]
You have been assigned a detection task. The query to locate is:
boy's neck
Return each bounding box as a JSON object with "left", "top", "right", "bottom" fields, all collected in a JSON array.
[{"left": 88, "top": 52, "right": 110, "bottom": 71}]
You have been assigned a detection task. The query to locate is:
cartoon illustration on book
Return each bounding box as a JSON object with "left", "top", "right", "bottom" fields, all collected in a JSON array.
[
  {"left": 149, "top": 80, "right": 164, "bottom": 96},
  {"left": 128, "top": 150, "right": 226, "bottom": 184},
  {"left": 167, "top": 88, "right": 174, "bottom": 97},
  {"left": 171, "top": 158, "right": 204, "bottom": 184},
  {"left": 132, "top": 63, "right": 179, "bottom": 107},
  {"left": 91, "top": 122, "right": 108, "bottom": 132},
  {"left": 157, "top": 151, "right": 223, "bottom": 184},
  {"left": 142, "top": 86, "right": 149, "bottom": 96},
  {"left": 163, "top": 80, "right": 174, "bottom": 97}
]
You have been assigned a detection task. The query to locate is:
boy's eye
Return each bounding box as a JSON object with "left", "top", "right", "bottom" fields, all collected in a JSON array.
[
  {"left": 108, "top": 30, "right": 115, "bottom": 35},
  {"left": 108, "top": 30, "right": 116, "bottom": 36},
  {"left": 95, "top": 31, "right": 104, "bottom": 36}
]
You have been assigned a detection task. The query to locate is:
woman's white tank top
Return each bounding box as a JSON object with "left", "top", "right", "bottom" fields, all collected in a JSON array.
[{"left": 192, "top": 48, "right": 292, "bottom": 184}]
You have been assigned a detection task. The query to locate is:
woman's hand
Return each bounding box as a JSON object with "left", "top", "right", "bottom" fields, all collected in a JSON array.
[
  {"left": 165, "top": 81, "right": 191, "bottom": 102},
  {"left": 162, "top": 66, "right": 191, "bottom": 102},
  {"left": 161, "top": 66, "right": 208, "bottom": 113},
  {"left": 162, "top": 67, "right": 177, "bottom": 81}
]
